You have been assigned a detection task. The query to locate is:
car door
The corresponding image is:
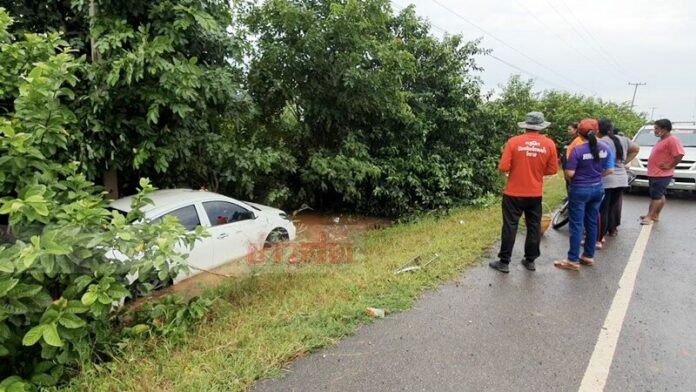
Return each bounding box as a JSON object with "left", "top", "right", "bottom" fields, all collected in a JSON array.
[
  {"left": 152, "top": 204, "right": 214, "bottom": 281},
  {"left": 201, "top": 200, "right": 267, "bottom": 266}
]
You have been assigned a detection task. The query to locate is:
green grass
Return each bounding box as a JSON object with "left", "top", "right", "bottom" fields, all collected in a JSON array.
[{"left": 67, "top": 175, "right": 566, "bottom": 392}]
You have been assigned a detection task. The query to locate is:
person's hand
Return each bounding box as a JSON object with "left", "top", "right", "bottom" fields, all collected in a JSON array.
[{"left": 658, "top": 162, "right": 673, "bottom": 170}]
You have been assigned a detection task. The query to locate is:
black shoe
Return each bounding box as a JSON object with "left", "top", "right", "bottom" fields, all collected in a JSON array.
[
  {"left": 489, "top": 260, "right": 510, "bottom": 273},
  {"left": 521, "top": 258, "right": 536, "bottom": 271}
]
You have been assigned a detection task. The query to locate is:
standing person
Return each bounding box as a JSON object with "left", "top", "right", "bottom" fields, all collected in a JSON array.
[
  {"left": 554, "top": 119, "right": 614, "bottom": 271},
  {"left": 641, "top": 119, "right": 685, "bottom": 225},
  {"left": 597, "top": 120, "right": 640, "bottom": 241},
  {"left": 566, "top": 122, "right": 585, "bottom": 160},
  {"left": 490, "top": 112, "right": 558, "bottom": 273},
  {"left": 561, "top": 122, "right": 579, "bottom": 171}
]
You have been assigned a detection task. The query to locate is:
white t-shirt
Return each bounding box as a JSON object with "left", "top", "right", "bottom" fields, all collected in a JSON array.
[{"left": 600, "top": 135, "right": 634, "bottom": 189}]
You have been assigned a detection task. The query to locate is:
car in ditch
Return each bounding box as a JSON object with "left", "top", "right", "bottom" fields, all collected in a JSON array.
[{"left": 109, "top": 189, "right": 296, "bottom": 284}]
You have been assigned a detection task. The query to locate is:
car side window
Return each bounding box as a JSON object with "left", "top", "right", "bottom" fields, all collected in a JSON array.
[
  {"left": 153, "top": 205, "right": 200, "bottom": 231},
  {"left": 203, "top": 201, "right": 254, "bottom": 227}
]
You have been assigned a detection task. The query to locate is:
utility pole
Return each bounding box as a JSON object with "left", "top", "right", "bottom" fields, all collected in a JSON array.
[
  {"left": 649, "top": 106, "right": 658, "bottom": 121},
  {"left": 628, "top": 82, "right": 646, "bottom": 110}
]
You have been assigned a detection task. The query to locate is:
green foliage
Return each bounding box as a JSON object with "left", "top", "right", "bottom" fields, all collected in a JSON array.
[
  {"left": 248, "top": 1, "right": 505, "bottom": 216},
  {"left": 487, "top": 75, "right": 645, "bottom": 147},
  {"left": 0, "top": 0, "right": 270, "bottom": 195},
  {"left": 74, "top": 0, "right": 251, "bottom": 183},
  {"left": 123, "top": 295, "right": 212, "bottom": 341},
  {"left": 0, "top": 9, "right": 203, "bottom": 387}
]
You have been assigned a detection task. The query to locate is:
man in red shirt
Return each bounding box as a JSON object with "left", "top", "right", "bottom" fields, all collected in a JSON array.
[
  {"left": 490, "top": 112, "right": 559, "bottom": 273},
  {"left": 641, "top": 119, "right": 685, "bottom": 225}
]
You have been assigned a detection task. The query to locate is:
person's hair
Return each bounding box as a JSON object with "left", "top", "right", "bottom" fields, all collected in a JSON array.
[
  {"left": 654, "top": 118, "right": 672, "bottom": 131},
  {"left": 598, "top": 118, "right": 612, "bottom": 135},
  {"left": 598, "top": 118, "right": 624, "bottom": 161},
  {"left": 569, "top": 122, "right": 578, "bottom": 129},
  {"left": 587, "top": 131, "right": 600, "bottom": 162}
]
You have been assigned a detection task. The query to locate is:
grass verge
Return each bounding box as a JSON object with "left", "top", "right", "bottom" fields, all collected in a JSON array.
[{"left": 67, "top": 175, "right": 565, "bottom": 391}]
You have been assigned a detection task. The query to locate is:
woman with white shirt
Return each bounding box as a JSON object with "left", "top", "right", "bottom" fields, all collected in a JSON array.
[{"left": 597, "top": 119, "right": 640, "bottom": 244}]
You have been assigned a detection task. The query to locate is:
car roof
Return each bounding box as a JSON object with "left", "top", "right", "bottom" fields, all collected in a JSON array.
[
  {"left": 639, "top": 122, "right": 696, "bottom": 131},
  {"left": 110, "top": 189, "right": 241, "bottom": 214}
]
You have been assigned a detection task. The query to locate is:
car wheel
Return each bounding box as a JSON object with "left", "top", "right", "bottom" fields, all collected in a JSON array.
[
  {"left": 128, "top": 276, "right": 174, "bottom": 299},
  {"left": 265, "top": 228, "right": 289, "bottom": 248}
]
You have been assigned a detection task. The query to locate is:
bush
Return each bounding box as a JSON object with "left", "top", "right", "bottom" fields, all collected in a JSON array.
[
  {"left": 0, "top": 10, "right": 202, "bottom": 388},
  {"left": 248, "top": 1, "right": 507, "bottom": 216},
  {"left": 487, "top": 75, "right": 645, "bottom": 148}
]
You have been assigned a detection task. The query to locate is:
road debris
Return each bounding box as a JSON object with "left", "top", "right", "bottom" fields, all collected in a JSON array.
[
  {"left": 394, "top": 253, "right": 441, "bottom": 274},
  {"left": 366, "top": 307, "right": 386, "bottom": 318}
]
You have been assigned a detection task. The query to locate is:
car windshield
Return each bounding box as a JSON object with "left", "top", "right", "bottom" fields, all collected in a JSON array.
[{"left": 634, "top": 128, "right": 696, "bottom": 147}]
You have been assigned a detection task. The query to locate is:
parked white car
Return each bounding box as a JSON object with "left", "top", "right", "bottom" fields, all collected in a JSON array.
[
  {"left": 628, "top": 123, "right": 696, "bottom": 192},
  {"left": 110, "top": 189, "right": 296, "bottom": 283}
]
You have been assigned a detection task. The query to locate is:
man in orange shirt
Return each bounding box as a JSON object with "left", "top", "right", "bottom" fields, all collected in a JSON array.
[{"left": 490, "top": 112, "right": 559, "bottom": 273}]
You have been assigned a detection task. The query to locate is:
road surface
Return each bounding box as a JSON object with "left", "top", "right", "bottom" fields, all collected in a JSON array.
[{"left": 254, "top": 193, "right": 696, "bottom": 392}]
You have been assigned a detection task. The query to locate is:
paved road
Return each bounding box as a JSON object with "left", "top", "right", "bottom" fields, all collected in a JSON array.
[{"left": 254, "top": 193, "right": 696, "bottom": 392}]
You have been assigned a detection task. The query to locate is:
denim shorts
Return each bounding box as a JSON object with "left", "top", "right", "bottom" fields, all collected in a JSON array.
[{"left": 649, "top": 177, "right": 672, "bottom": 200}]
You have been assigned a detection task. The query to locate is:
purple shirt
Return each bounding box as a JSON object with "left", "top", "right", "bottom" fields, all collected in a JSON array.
[{"left": 566, "top": 142, "right": 615, "bottom": 186}]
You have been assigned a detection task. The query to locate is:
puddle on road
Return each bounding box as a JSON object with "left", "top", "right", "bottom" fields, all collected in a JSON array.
[{"left": 157, "top": 212, "right": 391, "bottom": 299}]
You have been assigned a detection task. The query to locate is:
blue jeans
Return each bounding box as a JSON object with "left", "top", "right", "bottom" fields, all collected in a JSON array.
[{"left": 568, "top": 184, "right": 604, "bottom": 262}]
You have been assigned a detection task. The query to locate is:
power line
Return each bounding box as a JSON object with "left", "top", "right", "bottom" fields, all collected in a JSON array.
[
  {"left": 390, "top": 2, "right": 572, "bottom": 91},
  {"left": 555, "top": 0, "right": 637, "bottom": 80},
  {"left": 486, "top": 54, "right": 569, "bottom": 91},
  {"left": 510, "top": 0, "right": 620, "bottom": 89},
  {"left": 425, "top": 0, "right": 598, "bottom": 96},
  {"left": 542, "top": 0, "right": 636, "bottom": 81},
  {"left": 539, "top": 0, "right": 626, "bottom": 81}
]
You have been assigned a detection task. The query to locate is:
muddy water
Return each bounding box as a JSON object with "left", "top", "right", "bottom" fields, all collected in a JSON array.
[
  {"left": 293, "top": 213, "right": 391, "bottom": 242},
  {"left": 159, "top": 213, "right": 391, "bottom": 299}
]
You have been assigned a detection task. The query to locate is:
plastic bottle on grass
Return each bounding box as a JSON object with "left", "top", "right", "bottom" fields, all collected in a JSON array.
[{"left": 367, "top": 307, "right": 385, "bottom": 318}]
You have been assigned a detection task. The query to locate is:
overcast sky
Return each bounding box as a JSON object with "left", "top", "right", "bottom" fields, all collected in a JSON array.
[{"left": 392, "top": 0, "right": 696, "bottom": 124}]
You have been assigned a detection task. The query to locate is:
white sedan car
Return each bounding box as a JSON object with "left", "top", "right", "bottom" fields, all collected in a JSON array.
[{"left": 110, "top": 189, "right": 296, "bottom": 283}]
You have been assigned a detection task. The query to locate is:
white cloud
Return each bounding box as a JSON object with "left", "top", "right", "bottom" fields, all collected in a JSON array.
[{"left": 394, "top": 0, "right": 696, "bottom": 123}]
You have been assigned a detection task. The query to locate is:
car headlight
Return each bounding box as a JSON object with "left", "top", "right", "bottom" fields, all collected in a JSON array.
[{"left": 279, "top": 212, "right": 290, "bottom": 221}]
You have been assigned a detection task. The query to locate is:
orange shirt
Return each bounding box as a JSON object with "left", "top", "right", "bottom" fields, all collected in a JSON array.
[
  {"left": 566, "top": 136, "right": 584, "bottom": 159},
  {"left": 499, "top": 133, "right": 559, "bottom": 197}
]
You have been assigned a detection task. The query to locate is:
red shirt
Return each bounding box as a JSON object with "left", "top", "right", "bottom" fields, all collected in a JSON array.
[
  {"left": 499, "top": 133, "right": 558, "bottom": 197},
  {"left": 648, "top": 135, "right": 685, "bottom": 177}
]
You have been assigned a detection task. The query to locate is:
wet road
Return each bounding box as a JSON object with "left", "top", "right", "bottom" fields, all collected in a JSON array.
[{"left": 253, "top": 193, "right": 696, "bottom": 392}]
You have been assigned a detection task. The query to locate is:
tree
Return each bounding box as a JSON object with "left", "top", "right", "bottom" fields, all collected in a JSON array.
[
  {"left": 0, "top": 9, "right": 199, "bottom": 386},
  {"left": 247, "top": 0, "right": 504, "bottom": 216},
  {"left": 486, "top": 75, "right": 645, "bottom": 149},
  {"left": 1, "top": 0, "right": 253, "bottom": 196}
]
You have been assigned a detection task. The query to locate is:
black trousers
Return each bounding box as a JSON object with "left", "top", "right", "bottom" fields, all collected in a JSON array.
[
  {"left": 498, "top": 195, "right": 542, "bottom": 264},
  {"left": 599, "top": 188, "right": 624, "bottom": 241}
]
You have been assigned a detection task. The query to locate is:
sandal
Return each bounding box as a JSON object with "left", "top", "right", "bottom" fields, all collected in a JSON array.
[
  {"left": 580, "top": 256, "right": 594, "bottom": 266},
  {"left": 554, "top": 259, "right": 580, "bottom": 271}
]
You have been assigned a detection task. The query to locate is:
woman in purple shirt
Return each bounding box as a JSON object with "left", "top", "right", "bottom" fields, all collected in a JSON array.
[{"left": 555, "top": 119, "right": 614, "bottom": 271}]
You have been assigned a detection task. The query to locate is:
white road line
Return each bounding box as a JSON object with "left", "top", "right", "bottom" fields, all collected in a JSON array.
[{"left": 578, "top": 224, "right": 653, "bottom": 392}]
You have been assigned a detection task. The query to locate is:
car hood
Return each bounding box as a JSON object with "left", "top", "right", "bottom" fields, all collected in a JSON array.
[
  {"left": 637, "top": 146, "right": 696, "bottom": 161},
  {"left": 244, "top": 201, "right": 286, "bottom": 215}
]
